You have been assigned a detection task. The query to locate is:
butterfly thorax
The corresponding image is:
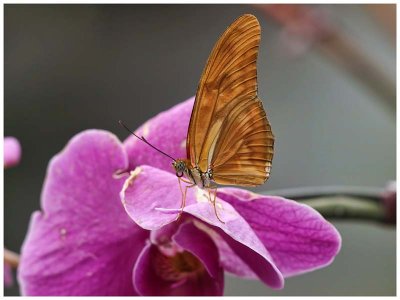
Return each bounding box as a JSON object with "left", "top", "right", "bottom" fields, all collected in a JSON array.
[{"left": 172, "top": 159, "right": 216, "bottom": 189}]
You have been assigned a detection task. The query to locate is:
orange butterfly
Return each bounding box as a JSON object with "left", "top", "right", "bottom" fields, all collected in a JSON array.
[{"left": 121, "top": 14, "right": 274, "bottom": 222}]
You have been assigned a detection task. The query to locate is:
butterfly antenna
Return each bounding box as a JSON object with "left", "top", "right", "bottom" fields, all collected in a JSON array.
[{"left": 118, "top": 120, "right": 176, "bottom": 162}]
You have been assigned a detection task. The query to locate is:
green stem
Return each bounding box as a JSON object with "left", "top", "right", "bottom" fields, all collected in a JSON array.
[
  {"left": 264, "top": 186, "right": 389, "bottom": 223},
  {"left": 299, "top": 196, "right": 386, "bottom": 222}
]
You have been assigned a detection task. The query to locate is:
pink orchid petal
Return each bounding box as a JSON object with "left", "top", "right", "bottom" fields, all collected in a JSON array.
[
  {"left": 123, "top": 97, "right": 194, "bottom": 173},
  {"left": 18, "top": 130, "right": 149, "bottom": 295},
  {"left": 133, "top": 242, "right": 224, "bottom": 296},
  {"left": 186, "top": 203, "right": 284, "bottom": 289},
  {"left": 4, "top": 136, "right": 21, "bottom": 168},
  {"left": 133, "top": 243, "right": 167, "bottom": 295},
  {"left": 150, "top": 221, "right": 180, "bottom": 247},
  {"left": 218, "top": 188, "right": 342, "bottom": 277},
  {"left": 149, "top": 222, "right": 186, "bottom": 257},
  {"left": 121, "top": 165, "right": 284, "bottom": 289},
  {"left": 155, "top": 207, "right": 182, "bottom": 214},
  {"left": 207, "top": 233, "right": 257, "bottom": 279},
  {"left": 173, "top": 222, "right": 221, "bottom": 280},
  {"left": 120, "top": 165, "right": 198, "bottom": 230}
]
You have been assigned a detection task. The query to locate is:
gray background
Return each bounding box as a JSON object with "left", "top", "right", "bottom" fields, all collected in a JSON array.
[{"left": 4, "top": 4, "right": 396, "bottom": 296}]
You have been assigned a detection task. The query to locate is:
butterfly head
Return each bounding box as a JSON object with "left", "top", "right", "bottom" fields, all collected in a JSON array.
[{"left": 172, "top": 159, "right": 187, "bottom": 178}]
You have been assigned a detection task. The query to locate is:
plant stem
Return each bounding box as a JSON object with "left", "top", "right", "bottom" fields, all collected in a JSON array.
[
  {"left": 299, "top": 196, "right": 386, "bottom": 222},
  {"left": 264, "top": 186, "right": 391, "bottom": 224}
]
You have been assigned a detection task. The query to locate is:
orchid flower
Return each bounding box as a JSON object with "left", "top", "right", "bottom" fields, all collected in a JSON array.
[{"left": 18, "top": 97, "right": 341, "bottom": 295}]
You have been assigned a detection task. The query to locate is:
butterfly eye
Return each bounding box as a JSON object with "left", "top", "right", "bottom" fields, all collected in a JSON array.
[{"left": 176, "top": 172, "right": 184, "bottom": 178}]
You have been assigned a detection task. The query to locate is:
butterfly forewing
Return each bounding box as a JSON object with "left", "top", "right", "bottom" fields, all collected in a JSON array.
[{"left": 187, "top": 14, "right": 274, "bottom": 186}]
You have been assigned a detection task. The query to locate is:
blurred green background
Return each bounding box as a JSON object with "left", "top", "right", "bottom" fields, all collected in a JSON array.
[{"left": 4, "top": 4, "right": 396, "bottom": 296}]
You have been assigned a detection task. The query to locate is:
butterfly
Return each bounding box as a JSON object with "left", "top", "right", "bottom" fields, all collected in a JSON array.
[{"left": 120, "top": 14, "right": 274, "bottom": 223}]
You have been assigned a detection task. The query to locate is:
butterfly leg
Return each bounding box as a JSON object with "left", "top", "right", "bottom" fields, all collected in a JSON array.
[
  {"left": 208, "top": 188, "right": 225, "bottom": 224},
  {"left": 179, "top": 177, "right": 193, "bottom": 185},
  {"left": 176, "top": 178, "right": 195, "bottom": 221}
]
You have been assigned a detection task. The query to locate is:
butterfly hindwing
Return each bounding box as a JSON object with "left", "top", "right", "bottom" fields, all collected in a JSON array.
[{"left": 211, "top": 95, "right": 274, "bottom": 186}]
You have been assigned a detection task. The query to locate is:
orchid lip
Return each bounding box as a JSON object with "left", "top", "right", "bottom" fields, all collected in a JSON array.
[{"left": 153, "top": 249, "right": 205, "bottom": 282}]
